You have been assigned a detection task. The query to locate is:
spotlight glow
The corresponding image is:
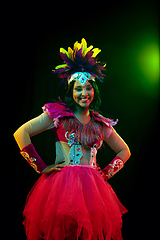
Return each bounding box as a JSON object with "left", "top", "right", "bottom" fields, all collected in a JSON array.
[{"left": 137, "top": 43, "right": 159, "bottom": 84}]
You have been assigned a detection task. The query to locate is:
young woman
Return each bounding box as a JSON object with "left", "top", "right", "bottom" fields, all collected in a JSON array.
[{"left": 14, "top": 38, "right": 131, "bottom": 240}]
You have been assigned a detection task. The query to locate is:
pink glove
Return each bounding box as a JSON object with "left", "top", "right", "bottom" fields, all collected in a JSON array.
[
  {"left": 20, "top": 143, "right": 48, "bottom": 174},
  {"left": 98, "top": 156, "right": 124, "bottom": 181}
]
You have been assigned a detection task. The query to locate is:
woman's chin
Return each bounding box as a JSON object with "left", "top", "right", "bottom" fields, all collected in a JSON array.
[{"left": 79, "top": 101, "right": 90, "bottom": 108}]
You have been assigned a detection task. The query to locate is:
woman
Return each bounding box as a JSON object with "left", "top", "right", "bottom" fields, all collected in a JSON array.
[{"left": 14, "top": 38, "right": 131, "bottom": 240}]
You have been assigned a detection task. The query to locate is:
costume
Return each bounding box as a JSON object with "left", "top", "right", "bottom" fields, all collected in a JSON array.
[
  {"left": 17, "top": 39, "right": 128, "bottom": 240},
  {"left": 21, "top": 103, "right": 127, "bottom": 240}
]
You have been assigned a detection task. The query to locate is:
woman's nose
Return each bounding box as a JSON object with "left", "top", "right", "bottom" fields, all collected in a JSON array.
[{"left": 82, "top": 87, "right": 87, "bottom": 96}]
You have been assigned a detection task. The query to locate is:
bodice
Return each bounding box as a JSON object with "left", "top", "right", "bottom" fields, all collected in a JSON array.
[
  {"left": 42, "top": 102, "right": 118, "bottom": 166},
  {"left": 52, "top": 117, "right": 104, "bottom": 167},
  {"left": 54, "top": 141, "right": 95, "bottom": 166}
]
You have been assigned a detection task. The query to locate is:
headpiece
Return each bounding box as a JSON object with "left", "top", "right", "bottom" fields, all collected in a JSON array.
[{"left": 52, "top": 38, "right": 106, "bottom": 85}]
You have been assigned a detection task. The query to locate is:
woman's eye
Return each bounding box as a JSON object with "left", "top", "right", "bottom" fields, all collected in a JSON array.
[
  {"left": 87, "top": 87, "right": 92, "bottom": 91},
  {"left": 74, "top": 86, "right": 92, "bottom": 91},
  {"left": 75, "top": 88, "right": 82, "bottom": 91}
]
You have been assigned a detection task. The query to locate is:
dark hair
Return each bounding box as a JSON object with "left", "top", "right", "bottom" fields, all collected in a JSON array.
[{"left": 61, "top": 80, "right": 101, "bottom": 112}]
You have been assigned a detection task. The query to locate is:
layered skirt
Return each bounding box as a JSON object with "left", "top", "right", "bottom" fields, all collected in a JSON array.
[{"left": 23, "top": 165, "right": 127, "bottom": 240}]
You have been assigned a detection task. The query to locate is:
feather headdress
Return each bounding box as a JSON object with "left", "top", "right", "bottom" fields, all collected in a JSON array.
[{"left": 52, "top": 38, "right": 106, "bottom": 84}]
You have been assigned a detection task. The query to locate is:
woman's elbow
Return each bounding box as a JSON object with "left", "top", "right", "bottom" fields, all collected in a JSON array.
[
  {"left": 13, "top": 129, "right": 22, "bottom": 147},
  {"left": 13, "top": 130, "right": 18, "bottom": 141},
  {"left": 126, "top": 146, "right": 131, "bottom": 161},
  {"left": 121, "top": 146, "right": 131, "bottom": 163}
]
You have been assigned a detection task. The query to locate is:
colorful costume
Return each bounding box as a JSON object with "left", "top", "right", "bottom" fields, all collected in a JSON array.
[
  {"left": 20, "top": 102, "right": 127, "bottom": 240},
  {"left": 14, "top": 39, "right": 129, "bottom": 240}
]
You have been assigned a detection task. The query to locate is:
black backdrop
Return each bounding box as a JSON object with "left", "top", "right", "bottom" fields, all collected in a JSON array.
[{"left": 7, "top": 0, "right": 159, "bottom": 239}]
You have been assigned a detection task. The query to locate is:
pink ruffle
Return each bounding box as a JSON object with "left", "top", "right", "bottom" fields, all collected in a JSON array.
[
  {"left": 42, "top": 102, "right": 118, "bottom": 133},
  {"left": 90, "top": 111, "right": 118, "bottom": 127},
  {"left": 42, "top": 102, "right": 74, "bottom": 119},
  {"left": 23, "top": 165, "right": 127, "bottom": 240}
]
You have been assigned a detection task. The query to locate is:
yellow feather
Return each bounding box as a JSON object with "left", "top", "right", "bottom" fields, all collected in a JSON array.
[
  {"left": 92, "top": 48, "right": 101, "bottom": 57},
  {"left": 82, "top": 45, "right": 93, "bottom": 57},
  {"left": 73, "top": 41, "right": 81, "bottom": 59},
  {"left": 60, "top": 48, "right": 69, "bottom": 58},
  {"left": 68, "top": 47, "right": 73, "bottom": 60},
  {"left": 74, "top": 41, "right": 82, "bottom": 51},
  {"left": 87, "top": 45, "right": 93, "bottom": 52},
  {"left": 77, "top": 43, "right": 82, "bottom": 50},
  {"left": 73, "top": 41, "right": 78, "bottom": 51},
  {"left": 81, "top": 38, "right": 87, "bottom": 48},
  {"left": 55, "top": 64, "right": 69, "bottom": 70},
  {"left": 82, "top": 38, "right": 87, "bottom": 56}
]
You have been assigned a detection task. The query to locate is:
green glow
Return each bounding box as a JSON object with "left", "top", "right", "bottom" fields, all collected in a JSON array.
[
  {"left": 128, "top": 30, "right": 159, "bottom": 97},
  {"left": 137, "top": 43, "right": 159, "bottom": 84}
]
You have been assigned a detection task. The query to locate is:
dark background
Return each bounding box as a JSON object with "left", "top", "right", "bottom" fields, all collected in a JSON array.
[{"left": 7, "top": 0, "right": 159, "bottom": 239}]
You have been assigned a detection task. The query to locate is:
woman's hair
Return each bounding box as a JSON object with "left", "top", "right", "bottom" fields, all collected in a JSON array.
[{"left": 60, "top": 80, "right": 101, "bottom": 112}]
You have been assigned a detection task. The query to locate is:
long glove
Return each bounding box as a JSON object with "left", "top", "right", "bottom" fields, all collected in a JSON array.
[
  {"left": 97, "top": 156, "right": 124, "bottom": 181},
  {"left": 20, "top": 143, "right": 48, "bottom": 174}
]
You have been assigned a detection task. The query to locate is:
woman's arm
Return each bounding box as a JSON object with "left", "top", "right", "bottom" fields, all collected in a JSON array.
[
  {"left": 100, "top": 124, "right": 131, "bottom": 180},
  {"left": 103, "top": 125, "right": 131, "bottom": 163},
  {"left": 13, "top": 113, "right": 54, "bottom": 150},
  {"left": 14, "top": 113, "right": 67, "bottom": 174},
  {"left": 13, "top": 113, "right": 54, "bottom": 174}
]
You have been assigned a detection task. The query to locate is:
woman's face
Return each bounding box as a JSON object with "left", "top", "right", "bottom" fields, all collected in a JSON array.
[{"left": 73, "top": 81, "right": 94, "bottom": 108}]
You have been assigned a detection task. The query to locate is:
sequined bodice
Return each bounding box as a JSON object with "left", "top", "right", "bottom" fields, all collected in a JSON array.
[
  {"left": 42, "top": 102, "right": 118, "bottom": 166},
  {"left": 52, "top": 117, "right": 104, "bottom": 147},
  {"left": 52, "top": 117, "right": 104, "bottom": 167},
  {"left": 55, "top": 141, "right": 93, "bottom": 166}
]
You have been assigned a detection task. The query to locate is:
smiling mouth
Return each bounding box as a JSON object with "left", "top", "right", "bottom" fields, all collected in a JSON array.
[{"left": 80, "top": 97, "right": 89, "bottom": 103}]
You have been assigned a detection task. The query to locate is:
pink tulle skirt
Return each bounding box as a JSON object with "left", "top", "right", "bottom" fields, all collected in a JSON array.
[{"left": 23, "top": 165, "right": 127, "bottom": 240}]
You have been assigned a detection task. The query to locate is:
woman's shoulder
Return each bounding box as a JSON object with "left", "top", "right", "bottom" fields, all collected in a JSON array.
[
  {"left": 42, "top": 102, "right": 75, "bottom": 119},
  {"left": 90, "top": 110, "right": 118, "bottom": 127},
  {"left": 91, "top": 110, "right": 118, "bottom": 138}
]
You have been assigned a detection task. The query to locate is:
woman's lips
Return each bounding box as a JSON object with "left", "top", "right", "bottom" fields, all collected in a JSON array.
[{"left": 80, "top": 97, "right": 89, "bottom": 103}]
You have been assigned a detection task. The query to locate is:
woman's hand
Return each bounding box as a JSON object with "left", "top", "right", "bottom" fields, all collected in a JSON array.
[{"left": 41, "top": 161, "right": 66, "bottom": 174}]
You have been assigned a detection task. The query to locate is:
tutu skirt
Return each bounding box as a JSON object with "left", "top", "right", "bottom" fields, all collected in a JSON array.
[{"left": 23, "top": 165, "right": 127, "bottom": 240}]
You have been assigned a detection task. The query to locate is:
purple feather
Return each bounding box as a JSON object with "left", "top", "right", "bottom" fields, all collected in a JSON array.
[
  {"left": 59, "top": 52, "right": 73, "bottom": 66},
  {"left": 53, "top": 42, "right": 106, "bottom": 83}
]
